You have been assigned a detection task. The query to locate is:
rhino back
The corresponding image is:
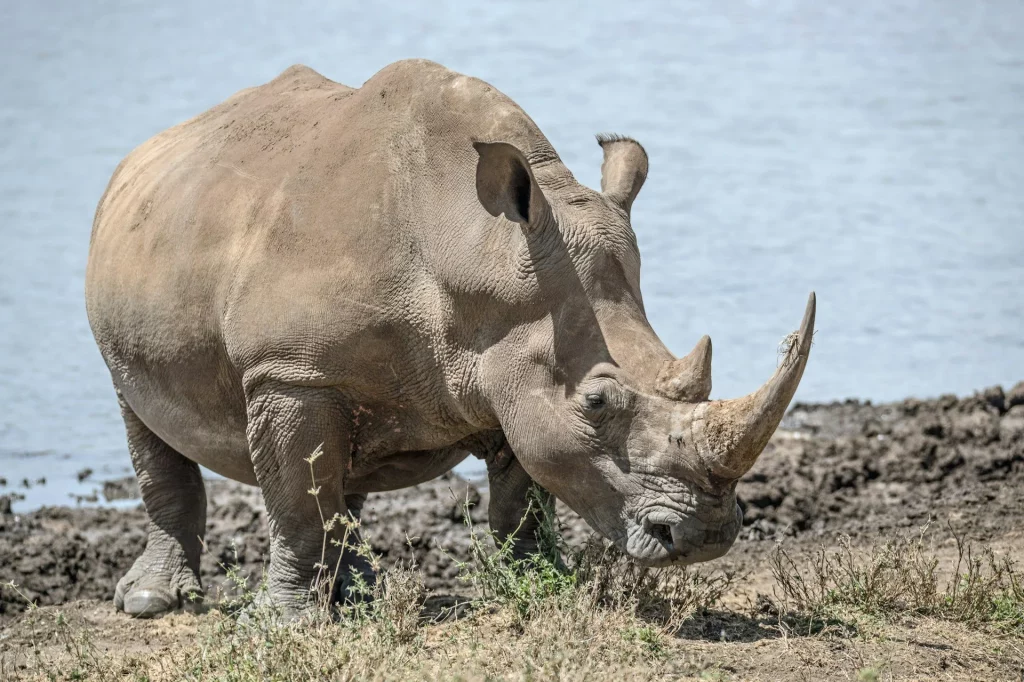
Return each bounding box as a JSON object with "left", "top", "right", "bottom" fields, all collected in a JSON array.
[{"left": 85, "top": 60, "right": 564, "bottom": 474}]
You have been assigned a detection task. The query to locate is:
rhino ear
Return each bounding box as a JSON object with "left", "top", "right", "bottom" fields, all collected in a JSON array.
[
  {"left": 597, "top": 134, "right": 648, "bottom": 214},
  {"left": 473, "top": 141, "right": 551, "bottom": 229}
]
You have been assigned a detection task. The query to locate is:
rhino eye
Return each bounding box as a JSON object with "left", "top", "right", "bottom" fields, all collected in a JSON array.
[{"left": 584, "top": 394, "right": 606, "bottom": 410}]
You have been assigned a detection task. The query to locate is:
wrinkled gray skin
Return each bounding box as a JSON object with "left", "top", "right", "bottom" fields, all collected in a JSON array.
[{"left": 85, "top": 60, "right": 815, "bottom": 619}]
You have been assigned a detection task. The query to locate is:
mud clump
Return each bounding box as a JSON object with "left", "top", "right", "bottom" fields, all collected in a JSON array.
[
  {"left": 0, "top": 506, "right": 147, "bottom": 619},
  {"left": 0, "top": 473, "right": 490, "bottom": 620},
  {"left": 739, "top": 383, "right": 1024, "bottom": 540},
  {"left": 101, "top": 476, "right": 140, "bottom": 502},
  {"left": 2, "top": 384, "right": 1022, "bottom": 620}
]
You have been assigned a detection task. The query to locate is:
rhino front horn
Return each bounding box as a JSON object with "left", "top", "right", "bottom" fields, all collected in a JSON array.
[{"left": 694, "top": 293, "right": 816, "bottom": 480}]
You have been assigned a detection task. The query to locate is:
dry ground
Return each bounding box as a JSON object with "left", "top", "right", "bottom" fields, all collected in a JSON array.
[
  {"left": 2, "top": 530, "right": 1022, "bottom": 681},
  {"left": 1, "top": 385, "right": 1023, "bottom": 680}
]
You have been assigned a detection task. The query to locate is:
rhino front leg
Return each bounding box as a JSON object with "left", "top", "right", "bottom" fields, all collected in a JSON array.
[
  {"left": 115, "top": 393, "right": 206, "bottom": 618},
  {"left": 486, "top": 443, "right": 555, "bottom": 562},
  {"left": 245, "top": 382, "right": 372, "bottom": 618}
]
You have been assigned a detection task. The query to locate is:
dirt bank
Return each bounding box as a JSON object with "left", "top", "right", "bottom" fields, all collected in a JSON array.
[
  {"left": 2, "top": 383, "right": 1023, "bottom": 621},
  {"left": 742, "top": 382, "right": 1024, "bottom": 540}
]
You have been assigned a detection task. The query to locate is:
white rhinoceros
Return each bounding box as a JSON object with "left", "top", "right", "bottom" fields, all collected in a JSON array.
[{"left": 85, "top": 60, "right": 814, "bottom": 618}]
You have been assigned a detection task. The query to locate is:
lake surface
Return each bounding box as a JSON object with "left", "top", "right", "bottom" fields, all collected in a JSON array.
[{"left": 1, "top": 0, "right": 1022, "bottom": 509}]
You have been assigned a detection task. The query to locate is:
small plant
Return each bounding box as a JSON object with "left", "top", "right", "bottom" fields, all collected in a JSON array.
[
  {"left": 208, "top": 539, "right": 263, "bottom": 615},
  {"left": 450, "top": 483, "right": 733, "bottom": 634},
  {"left": 573, "top": 541, "right": 734, "bottom": 632},
  {"left": 856, "top": 666, "right": 881, "bottom": 682},
  {"left": 450, "top": 488, "right": 578, "bottom": 626},
  {"left": 942, "top": 529, "right": 1024, "bottom": 633},
  {"left": 767, "top": 524, "right": 1024, "bottom": 635},
  {"left": 622, "top": 624, "right": 666, "bottom": 655},
  {"left": 305, "top": 443, "right": 379, "bottom": 616},
  {"left": 1, "top": 580, "right": 37, "bottom": 612},
  {"left": 0, "top": 582, "right": 111, "bottom": 681}
]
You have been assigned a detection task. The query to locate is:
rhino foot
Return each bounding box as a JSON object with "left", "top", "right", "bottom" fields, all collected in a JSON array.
[
  {"left": 232, "top": 558, "right": 378, "bottom": 625},
  {"left": 114, "top": 559, "right": 203, "bottom": 619},
  {"left": 235, "top": 588, "right": 313, "bottom": 625}
]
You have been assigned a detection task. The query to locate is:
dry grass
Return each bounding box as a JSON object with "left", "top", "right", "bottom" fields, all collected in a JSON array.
[
  {"left": 0, "top": 479, "right": 740, "bottom": 681},
  {"left": 1, "top": 556, "right": 718, "bottom": 680},
  {"left": 3, "top": 526, "right": 1024, "bottom": 681},
  {"left": 767, "top": 525, "right": 1024, "bottom": 637},
  {"left": 450, "top": 486, "right": 734, "bottom": 632},
  {"left": 1, "top": 468, "right": 1021, "bottom": 681}
]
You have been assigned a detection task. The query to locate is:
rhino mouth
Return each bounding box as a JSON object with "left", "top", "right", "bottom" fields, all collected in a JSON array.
[{"left": 623, "top": 502, "right": 743, "bottom": 567}]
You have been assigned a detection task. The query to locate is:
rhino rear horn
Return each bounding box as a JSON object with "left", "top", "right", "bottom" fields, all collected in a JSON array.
[{"left": 655, "top": 335, "right": 712, "bottom": 402}]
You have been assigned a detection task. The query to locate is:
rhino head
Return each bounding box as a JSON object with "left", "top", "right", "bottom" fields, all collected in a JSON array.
[{"left": 473, "top": 135, "right": 814, "bottom": 566}]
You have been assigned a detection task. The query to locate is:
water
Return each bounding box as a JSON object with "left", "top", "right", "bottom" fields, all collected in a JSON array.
[{"left": 2, "top": 0, "right": 1022, "bottom": 509}]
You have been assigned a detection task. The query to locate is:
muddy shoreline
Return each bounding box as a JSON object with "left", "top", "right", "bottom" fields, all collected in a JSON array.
[{"left": 2, "top": 383, "right": 1022, "bottom": 620}]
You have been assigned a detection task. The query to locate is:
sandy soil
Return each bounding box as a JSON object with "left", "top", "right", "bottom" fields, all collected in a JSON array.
[{"left": 2, "top": 383, "right": 1023, "bottom": 680}]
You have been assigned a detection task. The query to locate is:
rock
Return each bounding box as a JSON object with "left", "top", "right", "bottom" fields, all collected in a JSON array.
[
  {"left": 950, "top": 410, "right": 999, "bottom": 444},
  {"left": 76, "top": 468, "right": 94, "bottom": 483},
  {"left": 1007, "top": 381, "right": 1024, "bottom": 409},
  {"left": 999, "top": 404, "right": 1024, "bottom": 443},
  {"left": 981, "top": 385, "right": 1006, "bottom": 414}
]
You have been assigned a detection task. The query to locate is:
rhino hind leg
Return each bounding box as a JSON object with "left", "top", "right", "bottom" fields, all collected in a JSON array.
[
  {"left": 486, "top": 443, "right": 557, "bottom": 563},
  {"left": 115, "top": 394, "right": 206, "bottom": 618},
  {"left": 245, "top": 382, "right": 372, "bottom": 618}
]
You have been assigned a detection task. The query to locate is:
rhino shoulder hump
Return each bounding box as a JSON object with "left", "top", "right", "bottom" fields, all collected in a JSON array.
[{"left": 264, "top": 64, "right": 351, "bottom": 94}]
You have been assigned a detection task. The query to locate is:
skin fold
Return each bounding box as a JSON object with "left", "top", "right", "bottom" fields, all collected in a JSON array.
[{"left": 85, "top": 60, "right": 814, "bottom": 619}]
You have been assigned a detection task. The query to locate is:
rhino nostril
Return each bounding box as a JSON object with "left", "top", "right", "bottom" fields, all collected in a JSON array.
[{"left": 649, "top": 523, "right": 673, "bottom": 550}]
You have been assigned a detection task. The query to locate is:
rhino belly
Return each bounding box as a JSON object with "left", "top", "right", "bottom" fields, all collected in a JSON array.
[
  {"left": 95, "top": 296, "right": 257, "bottom": 486},
  {"left": 113, "top": 351, "right": 257, "bottom": 485}
]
